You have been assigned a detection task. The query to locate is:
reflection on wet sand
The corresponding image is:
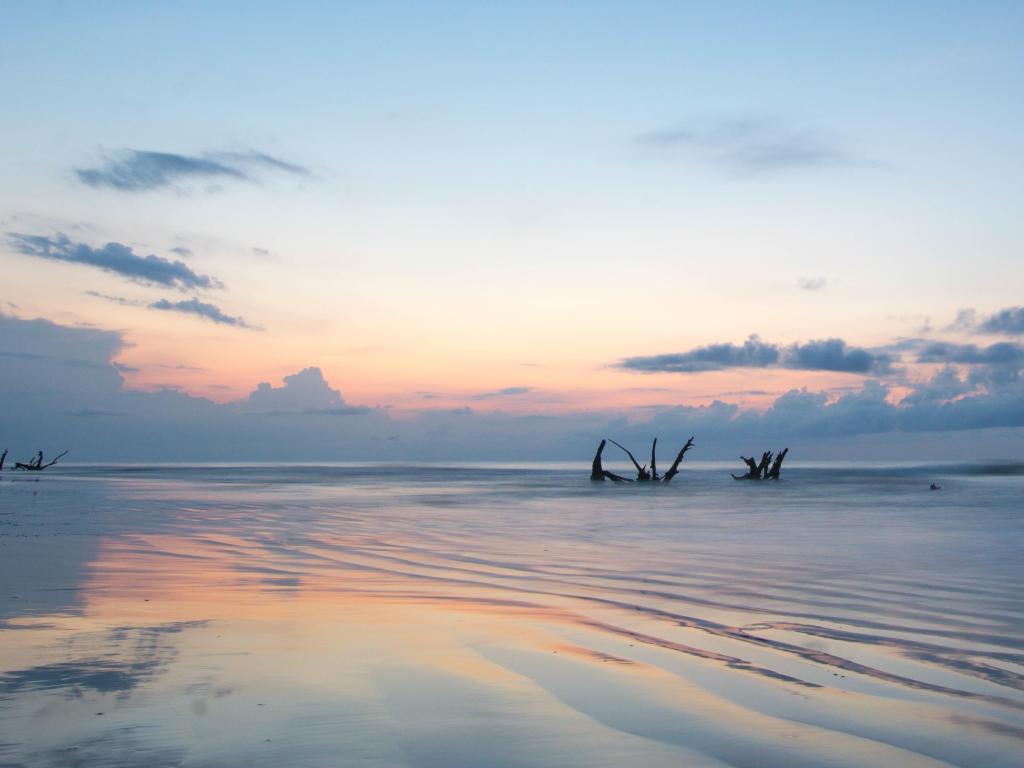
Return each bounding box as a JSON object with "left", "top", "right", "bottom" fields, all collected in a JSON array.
[{"left": 1, "top": 465, "right": 1022, "bottom": 766}]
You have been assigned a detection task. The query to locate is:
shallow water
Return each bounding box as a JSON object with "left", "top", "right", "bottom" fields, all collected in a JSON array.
[{"left": 0, "top": 462, "right": 1022, "bottom": 767}]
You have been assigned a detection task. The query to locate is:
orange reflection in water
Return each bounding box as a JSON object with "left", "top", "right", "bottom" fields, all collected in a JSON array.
[{"left": 3, "top": 526, "right": 1023, "bottom": 768}]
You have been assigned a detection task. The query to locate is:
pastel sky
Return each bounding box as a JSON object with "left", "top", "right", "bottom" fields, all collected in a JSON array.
[{"left": 1, "top": 2, "right": 1023, "bottom": 459}]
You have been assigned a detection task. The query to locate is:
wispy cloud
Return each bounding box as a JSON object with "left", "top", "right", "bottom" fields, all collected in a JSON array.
[
  {"left": 798, "top": 276, "right": 827, "bottom": 291},
  {"left": 85, "top": 290, "right": 144, "bottom": 307},
  {"left": 637, "top": 117, "right": 872, "bottom": 175},
  {"left": 8, "top": 232, "right": 222, "bottom": 290},
  {"left": 944, "top": 308, "right": 978, "bottom": 333},
  {"left": 75, "top": 149, "right": 309, "bottom": 192},
  {"left": 471, "top": 386, "right": 532, "bottom": 400},
  {"left": 618, "top": 335, "right": 891, "bottom": 375},
  {"left": 150, "top": 298, "right": 256, "bottom": 329}
]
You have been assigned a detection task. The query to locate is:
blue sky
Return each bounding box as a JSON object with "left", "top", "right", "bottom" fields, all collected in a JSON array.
[{"left": 1, "top": 2, "right": 1023, "bottom": 459}]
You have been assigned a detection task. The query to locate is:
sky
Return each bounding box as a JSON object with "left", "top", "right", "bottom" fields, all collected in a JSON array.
[{"left": 1, "top": 1, "right": 1023, "bottom": 461}]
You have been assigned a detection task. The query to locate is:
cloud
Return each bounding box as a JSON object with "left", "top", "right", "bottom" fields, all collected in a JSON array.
[
  {"left": 786, "top": 338, "right": 892, "bottom": 374},
  {"left": 940, "top": 306, "right": 1024, "bottom": 336},
  {"left": 637, "top": 117, "right": 870, "bottom": 174},
  {"left": 944, "top": 308, "right": 978, "bottom": 333},
  {"left": 169, "top": 246, "right": 193, "bottom": 258},
  {"left": 150, "top": 298, "right": 256, "bottom": 329},
  {"left": 85, "top": 291, "right": 144, "bottom": 307},
  {"left": 979, "top": 306, "right": 1024, "bottom": 335},
  {"left": 2, "top": 314, "right": 1023, "bottom": 461},
  {"left": 8, "top": 232, "right": 222, "bottom": 290},
  {"left": 916, "top": 341, "right": 1024, "bottom": 367},
  {"left": 0, "top": 312, "right": 127, "bottom": 399},
  {"left": 618, "top": 336, "right": 891, "bottom": 375},
  {"left": 917, "top": 339, "right": 1019, "bottom": 385},
  {"left": 242, "top": 366, "right": 366, "bottom": 414},
  {"left": 798, "top": 276, "right": 827, "bottom": 291},
  {"left": 471, "top": 386, "right": 533, "bottom": 400},
  {"left": 620, "top": 336, "right": 780, "bottom": 373},
  {"left": 75, "top": 149, "right": 309, "bottom": 192}
]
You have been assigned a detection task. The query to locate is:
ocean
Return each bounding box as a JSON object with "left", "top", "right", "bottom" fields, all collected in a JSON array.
[{"left": 1, "top": 462, "right": 1022, "bottom": 767}]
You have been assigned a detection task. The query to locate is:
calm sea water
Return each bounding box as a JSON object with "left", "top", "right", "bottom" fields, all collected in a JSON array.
[{"left": 1, "top": 462, "right": 1022, "bottom": 767}]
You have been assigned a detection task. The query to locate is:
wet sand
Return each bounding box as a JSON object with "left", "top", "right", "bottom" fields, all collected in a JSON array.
[{"left": 1, "top": 463, "right": 1022, "bottom": 766}]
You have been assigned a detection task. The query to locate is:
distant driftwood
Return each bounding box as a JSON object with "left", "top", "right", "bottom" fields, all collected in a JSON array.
[
  {"left": 732, "top": 448, "right": 788, "bottom": 481},
  {"left": 12, "top": 449, "right": 68, "bottom": 471},
  {"left": 591, "top": 437, "right": 695, "bottom": 483}
]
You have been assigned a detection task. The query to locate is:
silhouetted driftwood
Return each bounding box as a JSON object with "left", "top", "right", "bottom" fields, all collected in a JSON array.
[
  {"left": 733, "top": 456, "right": 760, "bottom": 480},
  {"left": 595, "top": 436, "right": 695, "bottom": 483},
  {"left": 662, "top": 437, "right": 695, "bottom": 483},
  {"left": 0, "top": 449, "right": 6, "bottom": 472},
  {"left": 767, "top": 448, "right": 788, "bottom": 479},
  {"left": 733, "top": 448, "right": 789, "bottom": 480},
  {"left": 590, "top": 440, "right": 631, "bottom": 483},
  {"left": 13, "top": 450, "right": 68, "bottom": 471},
  {"left": 609, "top": 440, "right": 650, "bottom": 481}
]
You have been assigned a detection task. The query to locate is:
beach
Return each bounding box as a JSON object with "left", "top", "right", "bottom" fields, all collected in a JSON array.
[{"left": 1, "top": 463, "right": 1022, "bottom": 767}]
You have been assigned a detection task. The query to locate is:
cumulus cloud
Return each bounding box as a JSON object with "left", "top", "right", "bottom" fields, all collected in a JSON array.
[
  {"left": 242, "top": 367, "right": 367, "bottom": 414},
  {"left": 619, "top": 336, "right": 890, "bottom": 375},
  {"left": 0, "top": 312, "right": 127, "bottom": 399},
  {"left": 75, "top": 149, "right": 310, "bottom": 192},
  {"left": 1, "top": 314, "right": 1022, "bottom": 461},
  {"left": 786, "top": 338, "right": 891, "bottom": 374},
  {"left": 8, "top": 232, "right": 222, "bottom": 290},
  {"left": 637, "top": 117, "right": 870, "bottom": 174},
  {"left": 979, "top": 306, "right": 1024, "bottom": 335},
  {"left": 940, "top": 306, "right": 1024, "bottom": 336},
  {"left": 150, "top": 298, "right": 256, "bottom": 329},
  {"left": 916, "top": 341, "right": 1024, "bottom": 367}
]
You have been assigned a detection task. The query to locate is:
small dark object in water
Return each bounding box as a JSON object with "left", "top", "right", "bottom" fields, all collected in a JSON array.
[
  {"left": 732, "top": 448, "right": 789, "bottom": 480},
  {"left": 930, "top": 483, "right": 941, "bottom": 490},
  {"left": 13, "top": 449, "right": 68, "bottom": 471}
]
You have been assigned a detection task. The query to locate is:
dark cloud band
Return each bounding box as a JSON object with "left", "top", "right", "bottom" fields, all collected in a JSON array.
[
  {"left": 75, "top": 149, "right": 309, "bottom": 192},
  {"left": 8, "top": 232, "right": 221, "bottom": 291},
  {"left": 618, "top": 335, "right": 891, "bottom": 375},
  {"left": 150, "top": 298, "right": 256, "bottom": 329}
]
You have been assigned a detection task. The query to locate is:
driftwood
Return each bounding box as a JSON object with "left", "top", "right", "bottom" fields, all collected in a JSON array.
[
  {"left": 13, "top": 450, "right": 68, "bottom": 471},
  {"left": 766, "top": 448, "right": 788, "bottom": 479},
  {"left": 590, "top": 439, "right": 631, "bottom": 483},
  {"left": 609, "top": 440, "right": 650, "bottom": 481},
  {"left": 732, "top": 448, "right": 788, "bottom": 480},
  {"left": 662, "top": 437, "right": 695, "bottom": 482},
  {"left": 593, "top": 436, "right": 695, "bottom": 483},
  {"left": 0, "top": 449, "right": 6, "bottom": 472}
]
